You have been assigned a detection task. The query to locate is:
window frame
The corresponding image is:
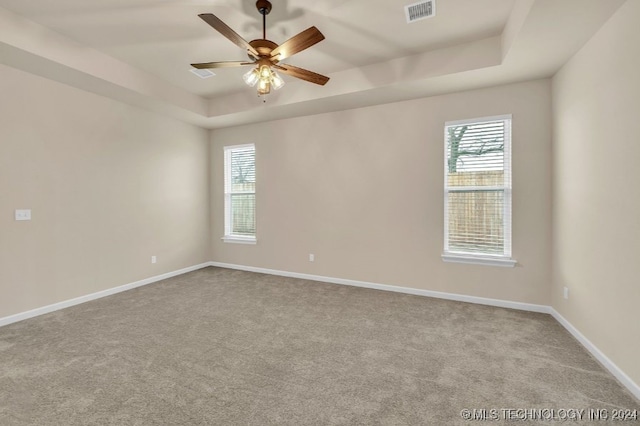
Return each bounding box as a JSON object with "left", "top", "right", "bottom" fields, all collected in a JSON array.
[
  {"left": 442, "top": 114, "right": 516, "bottom": 267},
  {"left": 223, "top": 143, "right": 257, "bottom": 245}
]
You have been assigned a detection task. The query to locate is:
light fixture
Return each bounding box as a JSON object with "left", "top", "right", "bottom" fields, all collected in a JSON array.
[
  {"left": 243, "top": 64, "right": 285, "bottom": 96},
  {"left": 259, "top": 65, "right": 271, "bottom": 79},
  {"left": 243, "top": 68, "right": 260, "bottom": 87},
  {"left": 257, "top": 78, "right": 270, "bottom": 95},
  {"left": 271, "top": 72, "right": 285, "bottom": 90}
]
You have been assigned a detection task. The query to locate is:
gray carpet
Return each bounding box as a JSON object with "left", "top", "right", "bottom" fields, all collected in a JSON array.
[{"left": 0, "top": 267, "right": 638, "bottom": 425}]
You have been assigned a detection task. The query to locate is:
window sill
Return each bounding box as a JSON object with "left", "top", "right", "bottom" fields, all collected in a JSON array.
[
  {"left": 442, "top": 253, "right": 516, "bottom": 267},
  {"left": 222, "top": 236, "right": 257, "bottom": 245}
]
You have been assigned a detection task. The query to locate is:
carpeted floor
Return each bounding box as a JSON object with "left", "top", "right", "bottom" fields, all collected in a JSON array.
[{"left": 0, "top": 267, "right": 638, "bottom": 425}]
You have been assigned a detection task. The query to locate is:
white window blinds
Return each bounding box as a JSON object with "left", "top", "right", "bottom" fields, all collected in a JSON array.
[
  {"left": 444, "top": 115, "right": 512, "bottom": 259},
  {"left": 224, "top": 144, "right": 256, "bottom": 241}
]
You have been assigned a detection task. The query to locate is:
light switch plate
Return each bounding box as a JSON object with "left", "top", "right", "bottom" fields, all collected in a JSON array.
[{"left": 15, "top": 209, "right": 31, "bottom": 221}]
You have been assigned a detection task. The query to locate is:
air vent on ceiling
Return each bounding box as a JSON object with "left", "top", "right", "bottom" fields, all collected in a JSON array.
[
  {"left": 405, "top": 0, "right": 436, "bottom": 23},
  {"left": 190, "top": 68, "right": 216, "bottom": 79}
]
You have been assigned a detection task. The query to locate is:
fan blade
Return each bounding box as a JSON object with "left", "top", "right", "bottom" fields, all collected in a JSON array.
[
  {"left": 270, "top": 27, "right": 325, "bottom": 61},
  {"left": 198, "top": 13, "right": 259, "bottom": 57},
  {"left": 275, "top": 63, "right": 329, "bottom": 86},
  {"left": 191, "top": 61, "right": 254, "bottom": 69}
]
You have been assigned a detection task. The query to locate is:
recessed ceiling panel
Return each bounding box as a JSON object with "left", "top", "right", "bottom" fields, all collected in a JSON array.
[{"left": 0, "top": 0, "right": 515, "bottom": 97}]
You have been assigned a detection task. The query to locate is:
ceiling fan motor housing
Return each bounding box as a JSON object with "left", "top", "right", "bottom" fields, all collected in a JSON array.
[{"left": 248, "top": 39, "right": 278, "bottom": 62}]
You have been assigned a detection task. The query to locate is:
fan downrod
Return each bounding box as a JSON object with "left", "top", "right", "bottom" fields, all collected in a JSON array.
[{"left": 256, "top": 0, "right": 272, "bottom": 16}]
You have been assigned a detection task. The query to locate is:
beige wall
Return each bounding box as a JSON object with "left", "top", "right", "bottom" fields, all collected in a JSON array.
[
  {"left": 211, "top": 79, "right": 552, "bottom": 305},
  {"left": 552, "top": 1, "right": 640, "bottom": 386},
  {"left": 0, "top": 64, "right": 210, "bottom": 319}
]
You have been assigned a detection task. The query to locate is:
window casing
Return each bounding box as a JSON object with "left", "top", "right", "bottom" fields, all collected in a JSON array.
[
  {"left": 223, "top": 144, "right": 256, "bottom": 244},
  {"left": 442, "top": 115, "right": 515, "bottom": 267}
]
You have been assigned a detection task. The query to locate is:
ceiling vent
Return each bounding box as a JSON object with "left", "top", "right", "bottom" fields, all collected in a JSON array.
[
  {"left": 405, "top": 0, "right": 436, "bottom": 23},
  {"left": 190, "top": 68, "right": 216, "bottom": 79}
]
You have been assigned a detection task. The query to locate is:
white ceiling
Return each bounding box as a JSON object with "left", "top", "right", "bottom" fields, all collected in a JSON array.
[{"left": 0, "top": 0, "right": 627, "bottom": 128}]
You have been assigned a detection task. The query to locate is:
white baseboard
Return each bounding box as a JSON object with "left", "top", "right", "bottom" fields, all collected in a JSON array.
[
  {"left": 209, "top": 261, "right": 550, "bottom": 313},
  {"left": 0, "top": 262, "right": 211, "bottom": 328},
  {"left": 550, "top": 309, "right": 640, "bottom": 401},
  {"left": 209, "top": 261, "right": 639, "bottom": 401}
]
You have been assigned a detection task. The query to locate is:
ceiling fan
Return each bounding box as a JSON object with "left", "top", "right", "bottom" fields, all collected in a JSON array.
[{"left": 191, "top": 0, "right": 330, "bottom": 96}]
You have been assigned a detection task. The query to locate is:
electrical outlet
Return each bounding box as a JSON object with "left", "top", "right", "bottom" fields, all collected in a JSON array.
[
  {"left": 309, "top": 253, "right": 315, "bottom": 262},
  {"left": 563, "top": 286, "right": 569, "bottom": 300},
  {"left": 151, "top": 256, "right": 157, "bottom": 264}
]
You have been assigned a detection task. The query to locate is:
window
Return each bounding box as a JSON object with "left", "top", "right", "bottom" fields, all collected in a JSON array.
[
  {"left": 442, "top": 115, "right": 515, "bottom": 267},
  {"left": 224, "top": 144, "right": 256, "bottom": 244}
]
